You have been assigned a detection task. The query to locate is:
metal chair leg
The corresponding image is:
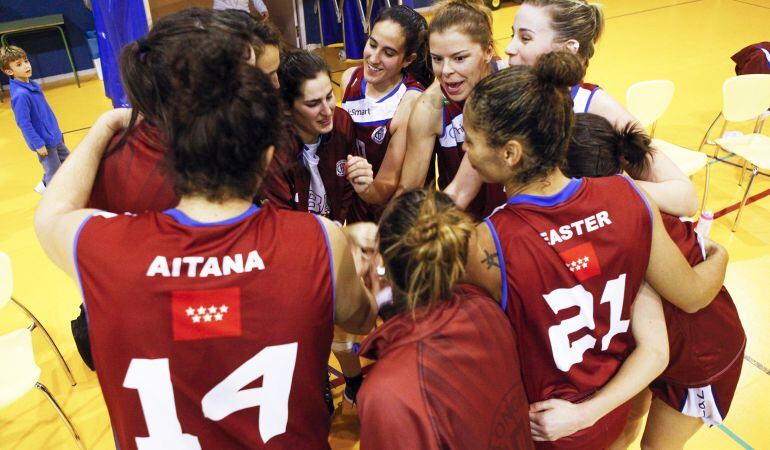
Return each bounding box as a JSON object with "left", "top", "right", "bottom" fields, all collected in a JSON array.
[
  {"left": 55, "top": 26, "right": 80, "bottom": 88},
  {"left": 35, "top": 382, "right": 85, "bottom": 450},
  {"left": 702, "top": 162, "right": 711, "bottom": 211},
  {"left": 738, "top": 159, "right": 748, "bottom": 186},
  {"left": 11, "top": 298, "right": 77, "bottom": 386},
  {"left": 698, "top": 113, "right": 722, "bottom": 152},
  {"left": 732, "top": 167, "right": 758, "bottom": 232}
]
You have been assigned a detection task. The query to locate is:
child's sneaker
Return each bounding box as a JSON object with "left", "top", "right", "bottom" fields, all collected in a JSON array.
[{"left": 34, "top": 181, "right": 46, "bottom": 194}]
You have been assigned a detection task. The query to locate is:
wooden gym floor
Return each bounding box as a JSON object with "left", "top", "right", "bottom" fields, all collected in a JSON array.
[{"left": 0, "top": 1, "right": 768, "bottom": 448}]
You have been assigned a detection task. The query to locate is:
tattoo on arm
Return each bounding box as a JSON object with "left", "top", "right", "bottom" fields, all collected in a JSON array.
[{"left": 481, "top": 250, "right": 500, "bottom": 269}]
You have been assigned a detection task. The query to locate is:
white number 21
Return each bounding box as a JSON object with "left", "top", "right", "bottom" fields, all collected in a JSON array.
[
  {"left": 542, "top": 274, "right": 629, "bottom": 372},
  {"left": 123, "top": 342, "right": 298, "bottom": 449}
]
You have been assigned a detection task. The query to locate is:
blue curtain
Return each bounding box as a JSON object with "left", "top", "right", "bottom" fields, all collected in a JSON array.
[{"left": 91, "top": 0, "right": 149, "bottom": 107}]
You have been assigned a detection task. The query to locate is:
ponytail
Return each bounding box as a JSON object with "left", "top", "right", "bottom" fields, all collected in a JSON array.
[
  {"left": 563, "top": 113, "right": 652, "bottom": 178},
  {"left": 378, "top": 189, "right": 474, "bottom": 314}
]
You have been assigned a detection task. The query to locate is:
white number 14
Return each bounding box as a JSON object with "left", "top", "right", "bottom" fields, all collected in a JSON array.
[{"left": 123, "top": 342, "right": 298, "bottom": 449}]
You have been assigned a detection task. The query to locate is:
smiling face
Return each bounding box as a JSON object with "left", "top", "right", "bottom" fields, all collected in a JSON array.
[
  {"left": 256, "top": 44, "right": 280, "bottom": 88},
  {"left": 291, "top": 72, "right": 336, "bottom": 143},
  {"left": 429, "top": 27, "right": 493, "bottom": 102},
  {"left": 506, "top": 4, "right": 564, "bottom": 67},
  {"left": 363, "top": 20, "right": 413, "bottom": 88},
  {"left": 3, "top": 57, "right": 32, "bottom": 81}
]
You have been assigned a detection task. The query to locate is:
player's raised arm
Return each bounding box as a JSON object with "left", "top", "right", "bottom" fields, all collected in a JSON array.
[
  {"left": 397, "top": 84, "right": 444, "bottom": 195},
  {"left": 34, "top": 109, "right": 130, "bottom": 279}
]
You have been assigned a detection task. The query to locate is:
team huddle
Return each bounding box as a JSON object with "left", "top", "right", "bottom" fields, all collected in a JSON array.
[{"left": 32, "top": 1, "right": 745, "bottom": 449}]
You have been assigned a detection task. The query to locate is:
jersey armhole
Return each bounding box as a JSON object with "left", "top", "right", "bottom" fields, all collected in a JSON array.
[
  {"left": 483, "top": 218, "right": 508, "bottom": 312},
  {"left": 73, "top": 212, "right": 99, "bottom": 325},
  {"left": 585, "top": 86, "right": 601, "bottom": 111},
  {"left": 615, "top": 174, "right": 654, "bottom": 227},
  {"left": 313, "top": 215, "right": 336, "bottom": 322}
]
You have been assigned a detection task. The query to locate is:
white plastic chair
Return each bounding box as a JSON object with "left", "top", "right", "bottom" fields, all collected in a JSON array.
[
  {"left": 0, "top": 252, "right": 76, "bottom": 386},
  {"left": 699, "top": 74, "right": 770, "bottom": 231},
  {"left": 0, "top": 329, "right": 85, "bottom": 449},
  {"left": 626, "top": 80, "right": 709, "bottom": 203}
]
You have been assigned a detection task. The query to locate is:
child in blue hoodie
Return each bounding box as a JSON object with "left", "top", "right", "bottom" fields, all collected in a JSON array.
[{"left": 1, "top": 45, "right": 69, "bottom": 193}]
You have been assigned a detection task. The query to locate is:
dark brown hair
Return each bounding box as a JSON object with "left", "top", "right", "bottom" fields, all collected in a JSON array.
[
  {"left": 378, "top": 189, "right": 475, "bottom": 313},
  {"left": 278, "top": 49, "right": 330, "bottom": 106},
  {"left": 523, "top": 0, "right": 604, "bottom": 63},
  {"left": 373, "top": 5, "right": 433, "bottom": 86},
  {"left": 466, "top": 51, "right": 583, "bottom": 184},
  {"left": 429, "top": 0, "right": 493, "bottom": 49},
  {"left": 563, "top": 112, "right": 651, "bottom": 179}
]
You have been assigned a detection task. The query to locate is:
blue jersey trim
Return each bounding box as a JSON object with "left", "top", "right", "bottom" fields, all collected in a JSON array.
[
  {"left": 585, "top": 86, "right": 601, "bottom": 111},
  {"left": 73, "top": 212, "right": 99, "bottom": 325},
  {"left": 163, "top": 204, "right": 260, "bottom": 227},
  {"left": 506, "top": 178, "right": 583, "bottom": 207},
  {"left": 376, "top": 75, "right": 406, "bottom": 104},
  {"left": 570, "top": 84, "right": 580, "bottom": 99},
  {"left": 313, "top": 215, "right": 336, "bottom": 322},
  {"left": 484, "top": 218, "right": 508, "bottom": 312},
  {"left": 352, "top": 118, "right": 391, "bottom": 127},
  {"left": 615, "top": 174, "right": 654, "bottom": 224}
]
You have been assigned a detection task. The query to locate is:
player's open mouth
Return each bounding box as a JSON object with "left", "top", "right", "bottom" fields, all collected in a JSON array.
[
  {"left": 444, "top": 80, "right": 464, "bottom": 95},
  {"left": 318, "top": 118, "right": 332, "bottom": 127},
  {"left": 366, "top": 62, "right": 383, "bottom": 74}
]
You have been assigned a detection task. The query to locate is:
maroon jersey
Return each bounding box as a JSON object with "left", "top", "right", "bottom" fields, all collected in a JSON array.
[
  {"left": 342, "top": 67, "right": 424, "bottom": 222},
  {"left": 659, "top": 214, "right": 746, "bottom": 386},
  {"left": 487, "top": 176, "right": 652, "bottom": 447},
  {"left": 357, "top": 284, "right": 533, "bottom": 450},
  {"left": 88, "top": 121, "right": 178, "bottom": 213},
  {"left": 732, "top": 42, "right": 770, "bottom": 75},
  {"left": 75, "top": 202, "right": 334, "bottom": 449},
  {"left": 259, "top": 108, "right": 355, "bottom": 224}
]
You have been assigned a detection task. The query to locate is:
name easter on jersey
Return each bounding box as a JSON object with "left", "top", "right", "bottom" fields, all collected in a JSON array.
[
  {"left": 540, "top": 211, "right": 612, "bottom": 246},
  {"left": 146, "top": 251, "right": 265, "bottom": 277}
]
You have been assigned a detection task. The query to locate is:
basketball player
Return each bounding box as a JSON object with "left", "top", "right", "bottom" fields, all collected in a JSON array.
[
  {"left": 447, "top": 0, "right": 698, "bottom": 218},
  {"left": 563, "top": 113, "right": 746, "bottom": 450},
  {"left": 340, "top": 5, "right": 430, "bottom": 222},
  {"left": 461, "top": 53, "right": 729, "bottom": 449},
  {"left": 259, "top": 49, "right": 372, "bottom": 225},
  {"left": 34, "top": 19, "right": 375, "bottom": 449},
  {"left": 357, "top": 189, "right": 533, "bottom": 450},
  {"left": 398, "top": 0, "right": 507, "bottom": 219}
]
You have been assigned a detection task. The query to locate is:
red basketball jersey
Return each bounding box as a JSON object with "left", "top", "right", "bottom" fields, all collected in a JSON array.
[
  {"left": 342, "top": 67, "right": 424, "bottom": 222},
  {"left": 487, "top": 176, "right": 652, "bottom": 405},
  {"left": 358, "top": 284, "right": 533, "bottom": 450},
  {"left": 434, "top": 92, "right": 507, "bottom": 220},
  {"left": 258, "top": 108, "right": 355, "bottom": 224},
  {"left": 88, "top": 121, "right": 178, "bottom": 213},
  {"left": 75, "top": 203, "right": 334, "bottom": 449},
  {"left": 659, "top": 214, "right": 746, "bottom": 386}
]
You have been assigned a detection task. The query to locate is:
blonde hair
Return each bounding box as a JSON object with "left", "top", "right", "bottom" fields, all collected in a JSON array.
[
  {"left": 524, "top": 0, "right": 604, "bottom": 62},
  {"left": 0, "top": 45, "right": 27, "bottom": 72},
  {"left": 429, "top": 0, "right": 494, "bottom": 49},
  {"left": 378, "top": 189, "right": 475, "bottom": 313}
]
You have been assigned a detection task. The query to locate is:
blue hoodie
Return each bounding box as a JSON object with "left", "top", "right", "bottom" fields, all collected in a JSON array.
[{"left": 9, "top": 78, "right": 63, "bottom": 151}]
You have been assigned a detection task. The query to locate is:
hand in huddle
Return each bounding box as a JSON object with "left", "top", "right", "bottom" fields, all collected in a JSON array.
[{"left": 345, "top": 155, "right": 374, "bottom": 195}]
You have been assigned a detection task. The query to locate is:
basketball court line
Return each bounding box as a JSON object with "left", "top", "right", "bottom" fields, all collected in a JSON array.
[
  {"left": 744, "top": 355, "right": 770, "bottom": 376},
  {"left": 732, "top": 0, "right": 770, "bottom": 10},
  {"left": 62, "top": 126, "right": 91, "bottom": 135},
  {"left": 605, "top": 0, "right": 704, "bottom": 20},
  {"left": 717, "top": 423, "right": 755, "bottom": 449}
]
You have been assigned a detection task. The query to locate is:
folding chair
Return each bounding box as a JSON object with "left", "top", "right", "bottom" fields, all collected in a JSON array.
[
  {"left": 0, "top": 328, "right": 84, "bottom": 449},
  {"left": 697, "top": 74, "right": 770, "bottom": 231},
  {"left": 0, "top": 251, "right": 77, "bottom": 386},
  {"left": 626, "top": 80, "right": 709, "bottom": 205}
]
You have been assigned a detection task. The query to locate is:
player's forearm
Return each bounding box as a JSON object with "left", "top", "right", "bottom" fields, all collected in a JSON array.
[
  {"left": 358, "top": 178, "right": 397, "bottom": 205},
  {"left": 684, "top": 247, "right": 728, "bottom": 312},
  {"left": 36, "top": 114, "right": 114, "bottom": 219},
  {"left": 635, "top": 179, "right": 698, "bottom": 217},
  {"left": 579, "top": 344, "right": 668, "bottom": 427}
]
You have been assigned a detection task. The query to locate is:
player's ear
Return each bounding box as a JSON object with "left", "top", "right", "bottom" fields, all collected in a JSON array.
[{"left": 502, "top": 139, "right": 523, "bottom": 170}]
